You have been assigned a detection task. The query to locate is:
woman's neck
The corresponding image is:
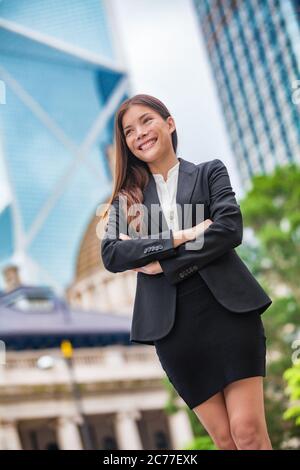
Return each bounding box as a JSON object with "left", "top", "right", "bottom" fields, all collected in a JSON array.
[{"left": 148, "top": 155, "right": 180, "bottom": 182}]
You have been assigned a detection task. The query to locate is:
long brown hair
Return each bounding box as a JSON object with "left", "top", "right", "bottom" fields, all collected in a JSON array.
[{"left": 100, "top": 94, "right": 178, "bottom": 232}]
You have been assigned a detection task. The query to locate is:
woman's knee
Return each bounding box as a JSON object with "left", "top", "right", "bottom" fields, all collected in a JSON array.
[
  {"left": 230, "top": 416, "right": 266, "bottom": 450},
  {"left": 213, "top": 429, "right": 237, "bottom": 450}
]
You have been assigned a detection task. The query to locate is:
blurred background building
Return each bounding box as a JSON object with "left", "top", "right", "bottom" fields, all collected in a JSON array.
[
  {"left": 193, "top": 0, "right": 300, "bottom": 188},
  {"left": 0, "top": 266, "right": 192, "bottom": 450},
  {"left": 0, "top": 0, "right": 128, "bottom": 292},
  {"left": 65, "top": 143, "right": 137, "bottom": 316},
  {"left": 0, "top": 0, "right": 194, "bottom": 450}
]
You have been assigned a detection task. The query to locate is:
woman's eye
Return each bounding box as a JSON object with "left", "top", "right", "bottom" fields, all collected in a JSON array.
[{"left": 125, "top": 118, "right": 152, "bottom": 136}]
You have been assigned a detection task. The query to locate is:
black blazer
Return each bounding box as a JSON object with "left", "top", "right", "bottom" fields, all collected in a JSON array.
[{"left": 101, "top": 157, "right": 272, "bottom": 345}]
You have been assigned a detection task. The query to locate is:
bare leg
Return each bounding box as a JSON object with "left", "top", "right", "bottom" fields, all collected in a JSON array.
[
  {"left": 192, "top": 391, "right": 237, "bottom": 450},
  {"left": 223, "top": 376, "right": 272, "bottom": 450}
]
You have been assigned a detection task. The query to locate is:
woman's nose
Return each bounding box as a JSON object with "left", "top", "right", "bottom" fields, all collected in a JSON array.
[{"left": 137, "top": 129, "right": 148, "bottom": 142}]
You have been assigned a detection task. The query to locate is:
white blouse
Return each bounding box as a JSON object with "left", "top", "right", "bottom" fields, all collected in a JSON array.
[{"left": 152, "top": 160, "right": 180, "bottom": 232}]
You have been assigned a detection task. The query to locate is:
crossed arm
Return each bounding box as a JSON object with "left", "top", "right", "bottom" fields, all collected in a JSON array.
[
  {"left": 159, "top": 158, "right": 243, "bottom": 284},
  {"left": 101, "top": 158, "right": 243, "bottom": 281},
  {"left": 100, "top": 197, "right": 180, "bottom": 273}
]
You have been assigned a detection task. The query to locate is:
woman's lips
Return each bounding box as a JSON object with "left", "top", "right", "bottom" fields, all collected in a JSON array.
[{"left": 139, "top": 138, "right": 157, "bottom": 151}]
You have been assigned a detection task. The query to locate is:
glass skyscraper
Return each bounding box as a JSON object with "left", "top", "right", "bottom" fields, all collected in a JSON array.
[
  {"left": 0, "top": 0, "right": 129, "bottom": 291},
  {"left": 193, "top": 0, "right": 300, "bottom": 187}
]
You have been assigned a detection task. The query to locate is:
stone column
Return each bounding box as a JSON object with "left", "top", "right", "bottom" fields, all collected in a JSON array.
[
  {"left": 56, "top": 416, "right": 83, "bottom": 450},
  {"left": 168, "top": 409, "right": 194, "bottom": 450},
  {"left": 114, "top": 410, "right": 143, "bottom": 450},
  {"left": 0, "top": 419, "right": 22, "bottom": 450}
]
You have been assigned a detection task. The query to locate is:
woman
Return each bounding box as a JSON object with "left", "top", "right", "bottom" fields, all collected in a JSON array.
[{"left": 100, "top": 94, "right": 273, "bottom": 450}]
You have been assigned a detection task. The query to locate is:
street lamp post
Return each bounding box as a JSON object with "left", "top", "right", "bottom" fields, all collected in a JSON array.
[{"left": 60, "top": 340, "right": 93, "bottom": 450}]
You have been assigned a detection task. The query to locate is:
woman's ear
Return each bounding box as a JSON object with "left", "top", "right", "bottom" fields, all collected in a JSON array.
[{"left": 167, "top": 116, "right": 176, "bottom": 133}]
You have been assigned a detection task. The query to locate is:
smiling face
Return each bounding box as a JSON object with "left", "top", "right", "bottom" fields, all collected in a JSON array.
[{"left": 121, "top": 104, "right": 176, "bottom": 163}]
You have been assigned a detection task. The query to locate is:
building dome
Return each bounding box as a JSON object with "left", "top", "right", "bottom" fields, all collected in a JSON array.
[{"left": 75, "top": 201, "right": 109, "bottom": 281}]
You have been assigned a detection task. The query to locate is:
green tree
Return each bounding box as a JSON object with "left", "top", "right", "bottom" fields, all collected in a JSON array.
[
  {"left": 239, "top": 162, "right": 300, "bottom": 449},
  {"left": 283, "top": 363, "right": 300, "bottom": 429},
  {"left": 240, "top": 162, "right": 300, "bottom": 302}
]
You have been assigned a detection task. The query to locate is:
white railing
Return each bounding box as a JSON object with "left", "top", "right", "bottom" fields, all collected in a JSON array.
[{"left": 3, "top": 345, "right": 156, "bottom": 370}]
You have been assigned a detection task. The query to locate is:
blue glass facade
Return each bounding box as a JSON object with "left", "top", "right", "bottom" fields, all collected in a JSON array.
[
  {"left": 193, "top": 0, "right": 300, "bottom": 187},
  {"left": 0, "top": 0, "right": 129, "bottom": 290}
]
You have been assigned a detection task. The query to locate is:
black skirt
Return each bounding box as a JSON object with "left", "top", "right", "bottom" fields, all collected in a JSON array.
[{"left": 153, "top": 272, "right": 266, "bottom": 410}]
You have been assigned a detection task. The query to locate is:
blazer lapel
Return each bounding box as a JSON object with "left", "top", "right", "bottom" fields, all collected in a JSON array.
[{"left": 142, "top": 157, "right": 198, "bottom": 235}]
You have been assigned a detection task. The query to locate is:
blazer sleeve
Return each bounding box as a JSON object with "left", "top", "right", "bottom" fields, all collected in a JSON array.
[
  {"left": 101, "top": 197, "right": 178, "bottom": 273},
  {"left": 159, "top": 158, "right": 243, "bottom": 285}
]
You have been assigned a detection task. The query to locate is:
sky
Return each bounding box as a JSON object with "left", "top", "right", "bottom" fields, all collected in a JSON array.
[{"left": 110, "top": 0, "right": 242, "bottom": 196}]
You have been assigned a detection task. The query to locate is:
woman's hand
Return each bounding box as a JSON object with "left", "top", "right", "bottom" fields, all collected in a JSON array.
[
  {"left": 172, "top": 219, "right": 213, "bottom": 246},
  {"left": 119, "top": 233, "right": 132, "bottom": 241},
  {"left": 132, "top": 261, "right": 163, "bottom": 274},
  {"left": 183, "top": 218, "right": 213, "bottom": 242},
  {"left": 119, "top": 233, "right": 163, "bottom": 274}
]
